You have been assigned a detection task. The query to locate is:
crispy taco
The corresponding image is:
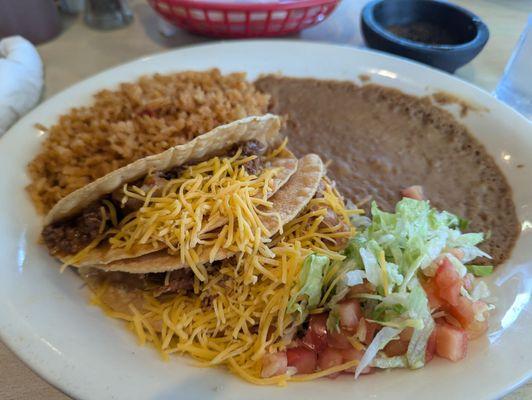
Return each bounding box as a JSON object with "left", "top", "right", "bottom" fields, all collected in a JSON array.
[{"left": 41, "top": 115, "right": 301, "bottom": 273}]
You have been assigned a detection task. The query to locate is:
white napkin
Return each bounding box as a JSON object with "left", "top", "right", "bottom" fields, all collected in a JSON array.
[{"left": 0, "top": 36, "right": 44, "bottom": 136}]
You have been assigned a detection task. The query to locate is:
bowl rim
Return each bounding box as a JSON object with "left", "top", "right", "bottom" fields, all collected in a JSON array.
[{"left": 361, "top": 0, "right": 489, "bottom": 53}]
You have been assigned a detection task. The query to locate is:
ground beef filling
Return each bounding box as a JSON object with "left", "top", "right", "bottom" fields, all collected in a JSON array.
[
  {"left": 42, "top": 202, "right": 104, "bottom": 256},
  {"left": 42, "top": 140, "right": 267, "bottom": 257},
  {"left": 150, "top": 269, "right": 196, "bottom": 297},
  {"left": 230, "top": 139, "right": 267, "bottom": 175},
  {"left": 83, "top": 262, "right": 222, "bottom": 298}
]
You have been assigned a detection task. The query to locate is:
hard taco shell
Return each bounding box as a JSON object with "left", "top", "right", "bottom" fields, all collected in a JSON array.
[{"left": 85, "top": 153, "right": 324, "bottom": 273}]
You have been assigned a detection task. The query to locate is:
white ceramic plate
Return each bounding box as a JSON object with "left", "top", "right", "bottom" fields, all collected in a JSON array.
[{"left": 0, "top": 41, "right": 530, "bottom": 400}]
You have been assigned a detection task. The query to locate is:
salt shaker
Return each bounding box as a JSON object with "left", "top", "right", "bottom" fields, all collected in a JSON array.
[{"left": 84, "top": 0, "right": 133, "bottom": 30}]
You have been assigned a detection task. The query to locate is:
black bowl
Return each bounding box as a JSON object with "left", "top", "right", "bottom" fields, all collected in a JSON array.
[{"left": 361, "top": 0, "right": 489, "bottom": 73}]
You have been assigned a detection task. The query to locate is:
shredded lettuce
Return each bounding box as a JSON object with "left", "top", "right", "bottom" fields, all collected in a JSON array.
[
  {"left": 327, "top": 306, "right": 341, "bottom": 332},
  {"left": 371, "top": 355, "right": 408, "bottom": 369},
  {"left": 446, "top": 253, "right": 468, "bottom": 277},
  {"left": 448, "top": 232, "right": 484, "bottom": 247},
  {"left": 460, "top": 246, "right": 491, "bottom": 263},
  {"left": 350, "top": 214, "right": 371, "bottom": 228},
  {"left": 360, "top": 246, "right": 381, "bottom": 287},
  {"left": 458, "top": 217, "right": 470, "bottom": 231},
  {"left": 368, "top": 318, "right": 424, "bottom": 330},
  {"left": 288, "top": 253, "right": 329, "bottom": 314},
  {"left": 345, "top": 269, "right": 366, "bottom": 286},
  {"left": 290, "top": 197, "right": 492, "bottom": 375},
  {"left": 470, "top": 280, "right": 491, "bottom": 301},
  {"left": 371, "top": 303, "right": 407, "bottom": 322},
  {"left": 406, "top": 284, "right": 428, "bottom": 319},
  {"left": 333, "top": 198, "right": 489, "bottom": 372},
  {"left": 406, "top": 313, "right": 434, "bottom": 368},
  {"left": 467, "top": 264, "right": 494, "bottom": 277},
  {"left": 355, "top": 327, "right": 401, "bottom": 378},
  {"left": 348, "top": 198, "right": 489, "bottom": 291}
]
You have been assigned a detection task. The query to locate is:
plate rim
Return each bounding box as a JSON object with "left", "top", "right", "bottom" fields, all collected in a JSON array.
[{"left": 1, "top": 39, "right": 530, "bottom": 400}]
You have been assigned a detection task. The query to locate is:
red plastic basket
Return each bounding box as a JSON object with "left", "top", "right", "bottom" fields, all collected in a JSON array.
[{"left": 147, "top": 0, "right": 341, "bottom": 38}]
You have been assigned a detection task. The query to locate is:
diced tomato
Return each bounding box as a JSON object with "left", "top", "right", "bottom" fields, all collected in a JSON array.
[
  {"left": 361, "top": 319, "right": 379, "bottom": 345},
  {"left": 447, "top": 297, "right": 490, "bottom": 340},
  {"left": 340, "top": 346, "right": 365, "bottom": 373},
  {"left": 261, "top": 351, "right": 287, "bottom": 378},
  {"left": 443, "top": 312, "right": 462, "bottom": 329},
  {"left": 383, "top": 339, "right": 409, "bottom": 357},
  {"left": 287, "top": 347, "right": 317, "bottom": 375},
  {"left": 435, "top": 323, "right": 468, "bottom": 362},
  {"left": 341, "top": 347, "right": 360, "bottom": 360},
  {"left": 317, "top": 346, "right": 344, "bottom": 377},
  {"left": 286, "top": 338, "right": 303, "bottom": 348},
  {"left": 399, "top": 327, "right": 414, "bottom": 342},
  {"left": 446, "top": 296, "right": 475, "bottom": 328},
  {"left": 337, "top": 299, "right": 363, "bottom": 332},
  {"left": 327, "top": 328, "right": 352, "bottom": 350},
  {"left": 425, "top": 330, "right": 437, "bottom": 363},
  {"left": 401, "top": 185, "right": 425, "bottom": 200},
  {"left": 303, "top": 313, "right": 328, "bottom": 352},
  {"left": 422, "top": 279, "right": 444, "bottom": 309},
  {"left": 310, "top": 313, "right": 328, "bottom": 337},
  {"left": 348, "top": 283, "right": 372, "bottom": 296},
  {"left": 434, "top": 258, "right": 462, "bottom": 306},
  {"left": 341, "top": 346, "right": 364, "bottom": 362},
  {"left": 364, "top": 321, "right": 381, "bottom": 345}
]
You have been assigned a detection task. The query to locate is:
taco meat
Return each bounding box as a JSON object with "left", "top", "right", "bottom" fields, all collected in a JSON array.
[
  {"left": 233, "top": 139, "right": 268, "bottom": 175},
  {"left": 82, "top": 261, "right": 224, "bottom": 298},
  {"left": 42, "top": 202, "right": 104, "bottom": 256},
  {"left": 151, "top": 269, "right": 196, "bottom": 297}
]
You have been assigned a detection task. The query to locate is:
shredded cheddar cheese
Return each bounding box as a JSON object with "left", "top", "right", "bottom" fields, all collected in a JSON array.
[
  {"left": 273, "top": 178, "right": 359, "bottom": 257},
  {"left": 378, "top": 250, "right": 389, "bottom": 296},
  {"left": 66, "top": 146, "right": 285, "bottom": 281},
  {"left": 110, "top": 148, "right": 278, "bottom": 266},
  {"left": 88, "top": 176, "right": 358, "bottom": 385}
]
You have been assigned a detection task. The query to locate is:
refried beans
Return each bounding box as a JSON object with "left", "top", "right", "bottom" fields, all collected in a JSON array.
[{"left": 255, "top": 76, "right": 519, "bottom": 265}]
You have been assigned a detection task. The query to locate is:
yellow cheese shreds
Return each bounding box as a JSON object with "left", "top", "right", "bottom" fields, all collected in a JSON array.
[
  {"left": 89, "top": 174, "right": 359, "bottom": 385},
  {"left": 272, "top": 178, "right": 357, "bottom": 257},
  {"left": 109, "top": 148, "right": 275, "bottom": 254},
  {"left": 70, "top": 145, "right": 285, "bottom": 281}
]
